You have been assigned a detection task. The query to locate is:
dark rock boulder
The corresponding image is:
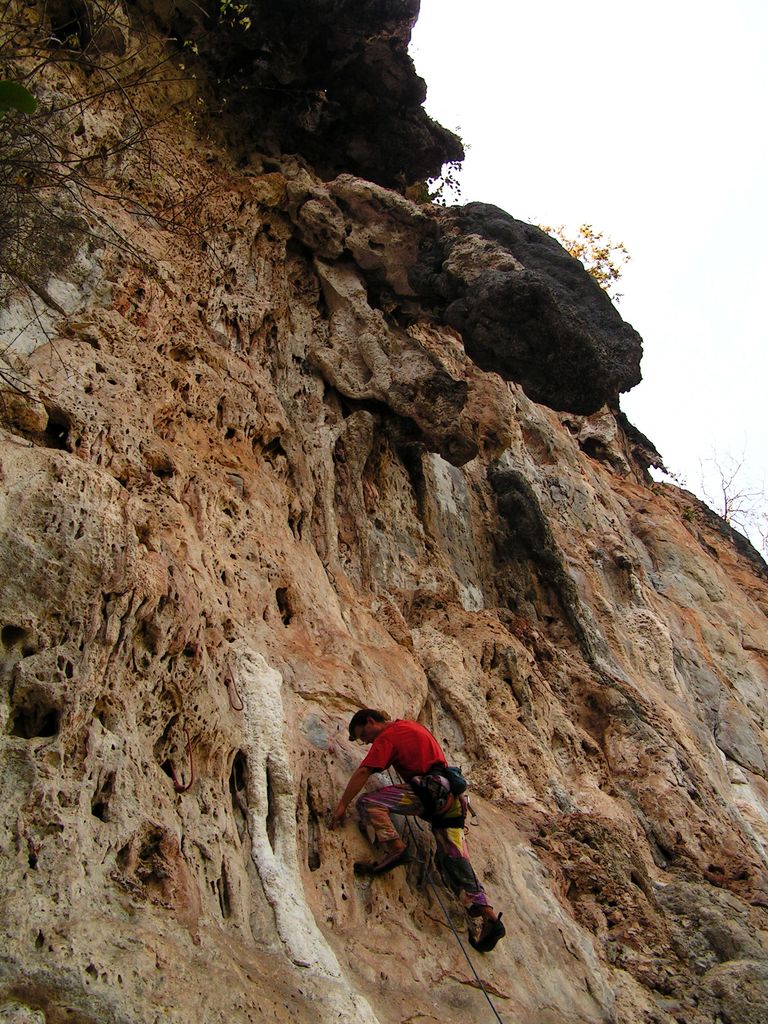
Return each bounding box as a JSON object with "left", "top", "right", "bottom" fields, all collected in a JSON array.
[
  {"left": 410, "top": 203, "right": 643, "bottom": 414},
  {"left": 167, "top": 0, "right": 463, "bottom": 188}
]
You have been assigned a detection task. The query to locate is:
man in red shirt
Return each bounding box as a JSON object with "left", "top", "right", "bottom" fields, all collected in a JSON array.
[{"left": 330, "top": 708, "right": 505, "bottom": 953}]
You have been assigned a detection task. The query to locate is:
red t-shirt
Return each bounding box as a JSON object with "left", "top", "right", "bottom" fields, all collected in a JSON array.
[{"left": 360, "top": 720, "right": 447, "bottom": 781}]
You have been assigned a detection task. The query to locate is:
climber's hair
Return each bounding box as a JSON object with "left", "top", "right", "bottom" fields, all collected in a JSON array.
[{"left": 348, "top": 708, "right": 390, "bottom": 741}]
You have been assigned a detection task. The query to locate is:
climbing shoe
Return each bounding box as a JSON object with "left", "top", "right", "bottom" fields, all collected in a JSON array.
[
  {"left": 353, "top": 847, "right": 411, "bottom": 876},
  {"left": 468, "top": 912, "right": 506, "bottom": 953}
]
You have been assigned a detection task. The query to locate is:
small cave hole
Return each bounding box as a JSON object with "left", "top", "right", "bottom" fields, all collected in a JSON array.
[
  {"left": 168, "top": 345, "right": 194, "bottom": 363},
  {"left": 262, "top": 437, "right": 286, "bottom": 465},
  {"left": 42, "top": 409, "right": 71, "bottom": 450},
  {"left": 35, "top": 930, "right": 45, "bottom": 949},
  {"left": 288, "top": 509, "right": 303, "bottom": 540},
  {"left": 91, "top": 771, "right": 115, "bottom": 821},
  {"left": 229, "top": 750, "right": 248, "bottom": 838},
  {"left": 265, "top": 759, "right": 278, "bottom": 853},
  {"left": 88, "top": 783, "right": 112, "bottom": 823},
  {"left": 217, "top": 862, "right": 232, "bottom": 919},
  {"left": 2, "top": 624, "right": 30, "bottom": 648},
  {"left": 579, "top": 437, "right": 613, "bottom": 465},
  {"left": 10, "top": 702, "right": 61, "bottom": 739},
  {"left": 47, "top": 0, "right": 91, "bottom": 50},
  {"left": 230, "top": 750, "right": 247, "bottom": 796},
  {"left": 275, "top": 587, "right": 292, "bottom": 626},
  {"left": 149, "top": 457, "right": 175, "bottom": 480}
]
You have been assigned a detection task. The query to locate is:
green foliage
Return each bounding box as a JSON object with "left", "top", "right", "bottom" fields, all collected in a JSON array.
[
  {"left": 0, "top": 79, "right": 36, "bottom": 115},
  {"left": 217, "top": 0, "right": 252, "bottom": 31},
  {"left": 541, "top": 222, "right": 630, "bottom": 300}
]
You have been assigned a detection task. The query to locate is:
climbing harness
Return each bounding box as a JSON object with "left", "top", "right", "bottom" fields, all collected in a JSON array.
[{"left": 385, "top": 771, "right": 507, "bottom": 1024}]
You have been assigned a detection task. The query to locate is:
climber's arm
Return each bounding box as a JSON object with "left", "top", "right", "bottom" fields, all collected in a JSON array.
[{"left": 330, "top": 765, "right": 374, "bottom": 827}]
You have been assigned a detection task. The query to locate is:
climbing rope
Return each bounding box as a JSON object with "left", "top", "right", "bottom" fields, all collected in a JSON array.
[{"left": 386, "top": 771, "right": 507, "bottom": 1024}]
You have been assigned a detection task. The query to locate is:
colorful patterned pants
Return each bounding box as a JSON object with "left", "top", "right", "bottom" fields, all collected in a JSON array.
[{"left": 356, "top": 784, "right": 490, "bottom": 911}]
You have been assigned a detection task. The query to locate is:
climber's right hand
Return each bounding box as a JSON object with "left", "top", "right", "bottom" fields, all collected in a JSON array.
[{"left": 329, "top": 802, "right": 347, "bottom": 829}]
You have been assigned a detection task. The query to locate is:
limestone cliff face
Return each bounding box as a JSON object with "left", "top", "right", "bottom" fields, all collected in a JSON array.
[{"left": 1, "top": 5, "right": 768, "bottom": 1024}]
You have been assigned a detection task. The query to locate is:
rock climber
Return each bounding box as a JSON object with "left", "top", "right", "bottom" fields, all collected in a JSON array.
[{"left": 330, "top": 708, "right": 506, "bottom": 953}]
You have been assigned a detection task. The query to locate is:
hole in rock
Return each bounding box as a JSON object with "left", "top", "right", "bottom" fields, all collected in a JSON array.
[
  {"left": 275, "top": 588, "right": 292, "bottom": 626},
  {"left": 262, "top": 437, "right": 287, "bottom": 465},
  {"left": 91, "top": 771, "right": 115, "bottom": 821},
  {"left": 137, "top": 619, "right": 162, "bottom": 655},
  {"left": 230, "top": 750, "right": 247, "bottom": 792},
  {"left": 43, "top": 408, "right": 71, "bottom": 450},
  {"left": 229, "top": 750, "right": 248, "bottom": 837},
  {"left": 47, "top": 0, "right": 91, "bottom": 49},
  {"left": 580, "top": 437, "right": 610, "bottom": 462},
  {"left": 10, "top": 701, "right": 60, "bottom": 739},
  {"left": 306, "top": 780, "right": 321, "bottom": 872},
  {"left": 2, "top": 624, "right": 30, "bottom": 648},
  {"left": 265, "top": 759, "right": 278, "bottom": 853},
  {"left": 148, "top": 456, "right": 175, "bottom": 479},
  {"left": 288, "top": 509, "right": 303, "bottom": 540},
  {"left": 217, "top": 862, "right": 232, "bottom": 919},
  {"left": 168, "top": 345, "right": 194, "bottom": 363}
]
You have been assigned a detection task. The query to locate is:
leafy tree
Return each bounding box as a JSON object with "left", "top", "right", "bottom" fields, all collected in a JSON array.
[{"left": 541, "top": 222, "right": 630, "bottom": 300}]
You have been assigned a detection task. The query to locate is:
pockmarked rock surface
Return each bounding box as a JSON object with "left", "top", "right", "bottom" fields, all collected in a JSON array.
[{"left": 1, "top": 4, "right": 767, "bottom": 1024}]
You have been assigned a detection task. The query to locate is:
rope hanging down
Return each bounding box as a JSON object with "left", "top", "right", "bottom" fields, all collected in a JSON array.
[{"left": 386, "top": 770, "right": 507, "bottom": 1024}]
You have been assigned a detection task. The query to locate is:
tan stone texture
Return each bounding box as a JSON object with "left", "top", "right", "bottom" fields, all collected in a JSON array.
[{"left": 1, "top": 18, "right": 767, "bottom": 1024}]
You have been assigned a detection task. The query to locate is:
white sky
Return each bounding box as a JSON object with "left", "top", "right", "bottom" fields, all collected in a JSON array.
[{"left": 410, "top": 0, "right": 768, "bottom": 537}]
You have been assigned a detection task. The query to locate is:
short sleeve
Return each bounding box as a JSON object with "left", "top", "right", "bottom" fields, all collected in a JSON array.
[{"left": 360, "top": 733, "right": 395, "bottom": 773}]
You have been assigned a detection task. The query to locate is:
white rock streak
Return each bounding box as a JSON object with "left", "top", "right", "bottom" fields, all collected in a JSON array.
[{"left": 236, "top": 647, "right": 380, "bottom": 1024}]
